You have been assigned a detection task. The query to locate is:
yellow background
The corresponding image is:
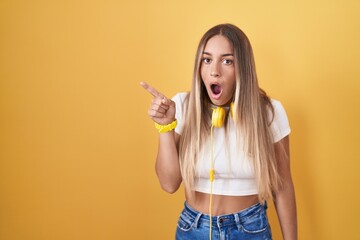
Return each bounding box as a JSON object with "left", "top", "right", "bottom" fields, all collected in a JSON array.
[{"left": 1, "top": 0, "right": 359, "bottom": 239}]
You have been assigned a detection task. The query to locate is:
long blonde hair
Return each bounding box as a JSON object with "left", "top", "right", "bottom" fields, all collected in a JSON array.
[{"left": 178, "top": 24, "right": 284, "bottom": 203}]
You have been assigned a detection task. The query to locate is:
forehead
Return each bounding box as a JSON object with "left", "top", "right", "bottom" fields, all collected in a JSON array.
[{"left": 203, "top": 35, "right": 233, "bottom": 53}]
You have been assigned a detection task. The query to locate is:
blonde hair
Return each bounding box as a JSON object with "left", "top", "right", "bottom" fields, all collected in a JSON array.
[{"left": 179, "top": 24, "right": 284, "bottom": 203}]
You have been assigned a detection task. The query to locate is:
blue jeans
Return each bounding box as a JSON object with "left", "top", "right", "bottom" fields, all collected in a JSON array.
[{"left": 175, "top": 202, "right": 272, "bottom": 240}]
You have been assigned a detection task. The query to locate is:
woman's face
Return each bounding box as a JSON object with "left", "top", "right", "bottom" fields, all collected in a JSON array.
[{"left": 200, "top": 35, "right": 236, "bottom": 106}]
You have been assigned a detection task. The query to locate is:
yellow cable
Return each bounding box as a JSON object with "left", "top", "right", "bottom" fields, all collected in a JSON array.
[{"left": 209, "top": 125, "right": 214, "bottom": 240}]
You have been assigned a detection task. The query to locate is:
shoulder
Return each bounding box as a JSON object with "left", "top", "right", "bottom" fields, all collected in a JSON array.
[
  {"left": 172, "top": 92, "right": 189, "bottom": 103},
  {"left": 269, "top": 98, "right": 287, "bottom": 118},
  {"left": 172, "top": 92, "right": 189, "bottom": 135},
  {"left": 269, "top": 98, "right": 291, "bottom": 142},
  {"left": 270, "top": 98, "right": 283, "bottom": 109}
]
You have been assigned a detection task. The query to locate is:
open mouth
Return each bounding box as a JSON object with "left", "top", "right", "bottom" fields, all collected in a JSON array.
[{"left": 211, "top": 84, "right": 222, "bottom": 95}]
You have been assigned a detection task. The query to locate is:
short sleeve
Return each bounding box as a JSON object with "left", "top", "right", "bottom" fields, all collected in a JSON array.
[
  {"left": 270, "top": 99, "right": 291, "bottom": 142},
  {"left": 171, "top": 92, "right": 188, "bottom": 135}
]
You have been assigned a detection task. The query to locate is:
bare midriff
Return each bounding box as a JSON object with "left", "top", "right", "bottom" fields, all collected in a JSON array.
[{"left": 186, "top": 192, "right": 259, "bottom": 216}]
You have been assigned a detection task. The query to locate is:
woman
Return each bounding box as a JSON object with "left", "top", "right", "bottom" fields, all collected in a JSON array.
[{"left": 141, "top": 23, "right": 297, "bottom": 240}]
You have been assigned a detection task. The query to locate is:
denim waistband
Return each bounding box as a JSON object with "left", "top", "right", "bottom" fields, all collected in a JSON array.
[{"left": 183, "top": 201, "right": 267, "bottom": 228}]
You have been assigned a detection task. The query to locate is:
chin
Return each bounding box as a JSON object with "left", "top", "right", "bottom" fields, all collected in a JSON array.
[{"left": 210, "top": 99, "right": 227, "bottom": 106}]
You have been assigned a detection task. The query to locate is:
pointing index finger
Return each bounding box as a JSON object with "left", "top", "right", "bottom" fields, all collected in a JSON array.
[{"left": 140, "top": 82, "right": 165, "bottom": 98}]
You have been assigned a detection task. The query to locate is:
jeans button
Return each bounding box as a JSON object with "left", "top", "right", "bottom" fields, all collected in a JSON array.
[{"left": 219, "top": 218, "right": 223, "bottom": 223}]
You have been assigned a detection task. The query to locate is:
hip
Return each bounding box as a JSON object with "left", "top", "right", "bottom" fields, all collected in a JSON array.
[{"left": 175, "top": 201, "right": 272, "bottom": 240}]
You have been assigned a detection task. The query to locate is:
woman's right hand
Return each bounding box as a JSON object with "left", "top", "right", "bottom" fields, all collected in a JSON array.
[
  {"left": 140, "top": 82, "right": 176, "bottom": 125},
  {"left": 140, "top": 82, "right": 181, "bottom": 193}
]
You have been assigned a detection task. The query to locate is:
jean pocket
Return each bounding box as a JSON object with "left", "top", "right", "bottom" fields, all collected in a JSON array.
[
  {"left": 241, "top": 209, "right": 269, "bottom": 234},
  {"left": 177, "top": 211, "right": 196, "bottom": 232}
]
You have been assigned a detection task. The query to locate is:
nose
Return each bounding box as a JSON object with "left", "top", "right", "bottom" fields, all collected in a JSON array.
[
  {"left": 210, "top": 71, "right": 220, "bottom": 77},
  {"left": 210, "top": 62, "right": 221, "bottom": 77}
]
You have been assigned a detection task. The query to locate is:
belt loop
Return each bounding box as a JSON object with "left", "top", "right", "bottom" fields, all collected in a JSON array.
[
  {"left": 234, "top": 213, "right": 241, "bottom": 231},
  {"left": 193, "top": 212, "right": 202, "bottom": 229}
]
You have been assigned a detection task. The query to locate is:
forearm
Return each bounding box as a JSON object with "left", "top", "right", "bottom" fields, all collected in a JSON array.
[
  {"left": 274, "top": 180, "right": 298, "bottom": 240},
  {"left": 155, "top": 131, "right": 182, "bottom": 193}
]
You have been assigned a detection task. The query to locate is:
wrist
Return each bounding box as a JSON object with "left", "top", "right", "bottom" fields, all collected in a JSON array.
[{"left": 154, "top": 119, "right": 177, "bottom": 133}]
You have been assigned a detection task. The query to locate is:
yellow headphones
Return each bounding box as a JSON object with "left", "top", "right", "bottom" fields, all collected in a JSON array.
[
  {"left": 208, "top": 102, "right": 234, "bottom": 240},
  {"left": 211, "top": 102, "right": 235, "bottom": 128}
]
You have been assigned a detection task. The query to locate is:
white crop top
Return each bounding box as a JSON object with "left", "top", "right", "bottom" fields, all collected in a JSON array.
[{"left": 172, "top": 92, "right": 291, "bottom": 196}]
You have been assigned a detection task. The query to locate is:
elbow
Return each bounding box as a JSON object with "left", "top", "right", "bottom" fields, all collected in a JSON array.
[
  {"left": 155, "top": 167, "right": 182, "bottom": 194},
  {"left": 160, "top": 182, "right": 180, "bottom": 194}
]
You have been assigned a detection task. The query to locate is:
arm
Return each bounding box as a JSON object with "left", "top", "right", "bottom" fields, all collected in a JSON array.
[
  {"left": 155, "top": 132, "right": 182, "bottom": 193},
  {"left": 140, "top": 82, "right": 182, "bottom": 194},
  {"left": 274, "top": 136, "right": 298, "bottom": 240}
]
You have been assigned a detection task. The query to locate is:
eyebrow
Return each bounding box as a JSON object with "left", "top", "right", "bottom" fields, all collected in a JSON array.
[{"left": 202, "top": 51, "right": 234, "bottom": 57}]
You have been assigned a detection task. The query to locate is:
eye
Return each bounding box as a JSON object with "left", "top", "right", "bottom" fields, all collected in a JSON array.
[
  {"left": 202, "top": 58, "right": 212, "bottom": 64},
  {"left": 223, "top": 59, "right": 233, "bottom": 65}
]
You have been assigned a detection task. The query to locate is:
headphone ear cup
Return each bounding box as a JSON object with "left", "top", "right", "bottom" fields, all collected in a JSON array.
[
  {"left": 230, "top": 102, "right": 235, "bottom": 120},
  {"left": 212, "top": 107, "right": 225, "bottom": 127}
]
